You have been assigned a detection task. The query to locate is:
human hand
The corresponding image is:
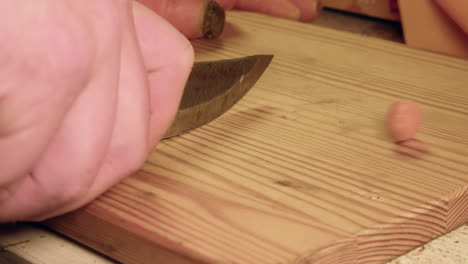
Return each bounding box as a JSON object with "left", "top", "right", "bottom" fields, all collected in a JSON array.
[
  {"left": 137, "top": 0, "right": 322, "bottom": 39},
  {"left": 0, "top": 0, "right": 194, "bottom": 222},
  {"left": 433, "top": 0, "right": 468, "bottom": 35},
  {"left": 0, "top": 0, "right": 321, "bottom": 223},
  {"left": 216, "top": 0, "right": 322, "bottom": 22}
]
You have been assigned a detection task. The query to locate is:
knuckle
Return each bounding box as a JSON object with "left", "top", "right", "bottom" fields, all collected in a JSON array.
[
  {"left": 108, "top": 144, "right": 148, "bottom": 176},
  {"left": 2, "top": 10, "right": 96, "bottom": 93}
]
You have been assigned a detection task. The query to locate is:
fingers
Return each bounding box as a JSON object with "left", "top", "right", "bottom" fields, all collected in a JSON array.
[
  {"left": 0, "top": 21, "right": 121, "bottom": 223},
  {"left": 25, "top": 3, "right": 149, "bottom": 221},
  {"left": 232, "top": 0, "right": 321, "bottom": 21},
  {"left": 134, "top": 0, "right": 323, "bottom": 40},
  {"left": 0, "top": 1, "right": 127, "bottom": 222},
  {"left": 0, "top": 5, "right": 96, "bottom": 221},
  {"left": 0, "top": 75, "right": 118, "bottom": 221},
  {"left": 235, "top": 0, "right": 301, "bottom": 20},
  {"left": 25, "top": 1, "right": 194, "bottom": 221},
  {"left": 214, "top": 0, "right": 323, "bottom": 22},
  {"left": 289, "top": 0, "right": 322, "bottom": 21},
  {"left": 136, "top": 0, "right": 225, "bottom": 39},
  {"left": 433, "top": 0, "right": 468, "bottom": 35},
  {"left": 132, "top": 1, "right": 194, "bottom": 147},
  {"left": 0, "top": 10, "right": 92, "bottom": 189}
]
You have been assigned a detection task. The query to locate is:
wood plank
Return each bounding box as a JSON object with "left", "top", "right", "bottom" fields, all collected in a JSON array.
[
  {"left": 44, "top": 10, "right": 468, "bottom": 264},
  {"left": 1, "top": 224, "right": 467, "bottom": 264}
]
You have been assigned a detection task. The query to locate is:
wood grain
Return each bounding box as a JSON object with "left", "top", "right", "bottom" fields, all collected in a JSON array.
[
  {"left": 44, "top": 11, "right": 468, "bottom": 264},
  {"left": 1, "top": 224, "right": 467, "bottom": 264}
]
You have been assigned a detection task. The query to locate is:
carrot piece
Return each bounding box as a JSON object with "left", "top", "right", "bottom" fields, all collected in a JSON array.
[
  {"left": 387, "top": 100, "right": 422, "bottom": 142},
  {"left": 136, "top": 0, "right": 225, "bottom": 39}
]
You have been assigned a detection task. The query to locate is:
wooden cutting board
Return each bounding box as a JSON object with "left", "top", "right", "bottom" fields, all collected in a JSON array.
[{"left": 44, "top": 11, "right": 468, "bottom": 264}]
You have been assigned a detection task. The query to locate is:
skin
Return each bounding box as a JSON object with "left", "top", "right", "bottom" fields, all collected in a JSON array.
[
  {"left": 137, "top": 0, "right": 322, "bottom": 39},
  {"left": 0, "top": 0, "right": 193, "bottom": 222},
  {"left": 231, "top": 0, "right": 302, "bottom": 20},
  {"left": 215, "top": 0, "right": 321, "bottom": 21},
  {"left": 3, "top": 0, "right": 463, "bottom": 223},
  {"left": 0, "top": 0, "right": 318, "bottom": 223},
  {"left": 136, "top": 0, "right": 221, "bottom": 39},
  {"left": 433, "top": 0, "right": 468, "bottom": 35},
  {"left": 1, "top": 0, "right": 463, "bottom": 223}
]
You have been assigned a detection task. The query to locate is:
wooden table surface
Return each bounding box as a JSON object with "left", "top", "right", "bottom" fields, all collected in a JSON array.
[{"left": 1, "top": 8, "right": 467, "bottom": 264}]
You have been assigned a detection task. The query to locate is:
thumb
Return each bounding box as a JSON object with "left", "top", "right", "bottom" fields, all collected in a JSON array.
[
  {"left": 135, "top": 0, "right": 225, "bottom": 39},
  {"left": 132, "top": 1, "right": 194, "bottom": 147}
]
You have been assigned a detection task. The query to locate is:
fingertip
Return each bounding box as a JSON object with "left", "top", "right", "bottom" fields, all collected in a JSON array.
[
  {"left": 146, "top": 43, "right": 194, "bottom": 148},
  {"left": 132, "top": 1, "right": 194, "bottom": 147}
]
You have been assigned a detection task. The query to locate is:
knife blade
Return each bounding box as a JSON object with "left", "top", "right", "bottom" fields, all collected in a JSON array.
[{"left": 163, "top": 54, "right": 274, "bottom": 139}]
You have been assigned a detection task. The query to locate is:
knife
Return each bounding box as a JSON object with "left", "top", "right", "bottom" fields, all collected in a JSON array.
[{"left": 163, "top": 54, "right": 274, "bottom": 138}]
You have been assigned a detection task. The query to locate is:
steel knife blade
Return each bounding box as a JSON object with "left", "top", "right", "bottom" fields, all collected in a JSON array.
[{"left": 163, "top": 54, "right": 274, "bottom": 139}]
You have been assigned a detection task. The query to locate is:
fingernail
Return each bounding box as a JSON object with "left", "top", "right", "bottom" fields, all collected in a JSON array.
[{"left": 202, "top": 0, "right": 226, "bottom": 39}]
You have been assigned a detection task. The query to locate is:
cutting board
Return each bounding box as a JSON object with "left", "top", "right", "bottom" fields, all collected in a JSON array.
[{"left": 45, "top": 11, "right": 468, "bottom": 264}]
